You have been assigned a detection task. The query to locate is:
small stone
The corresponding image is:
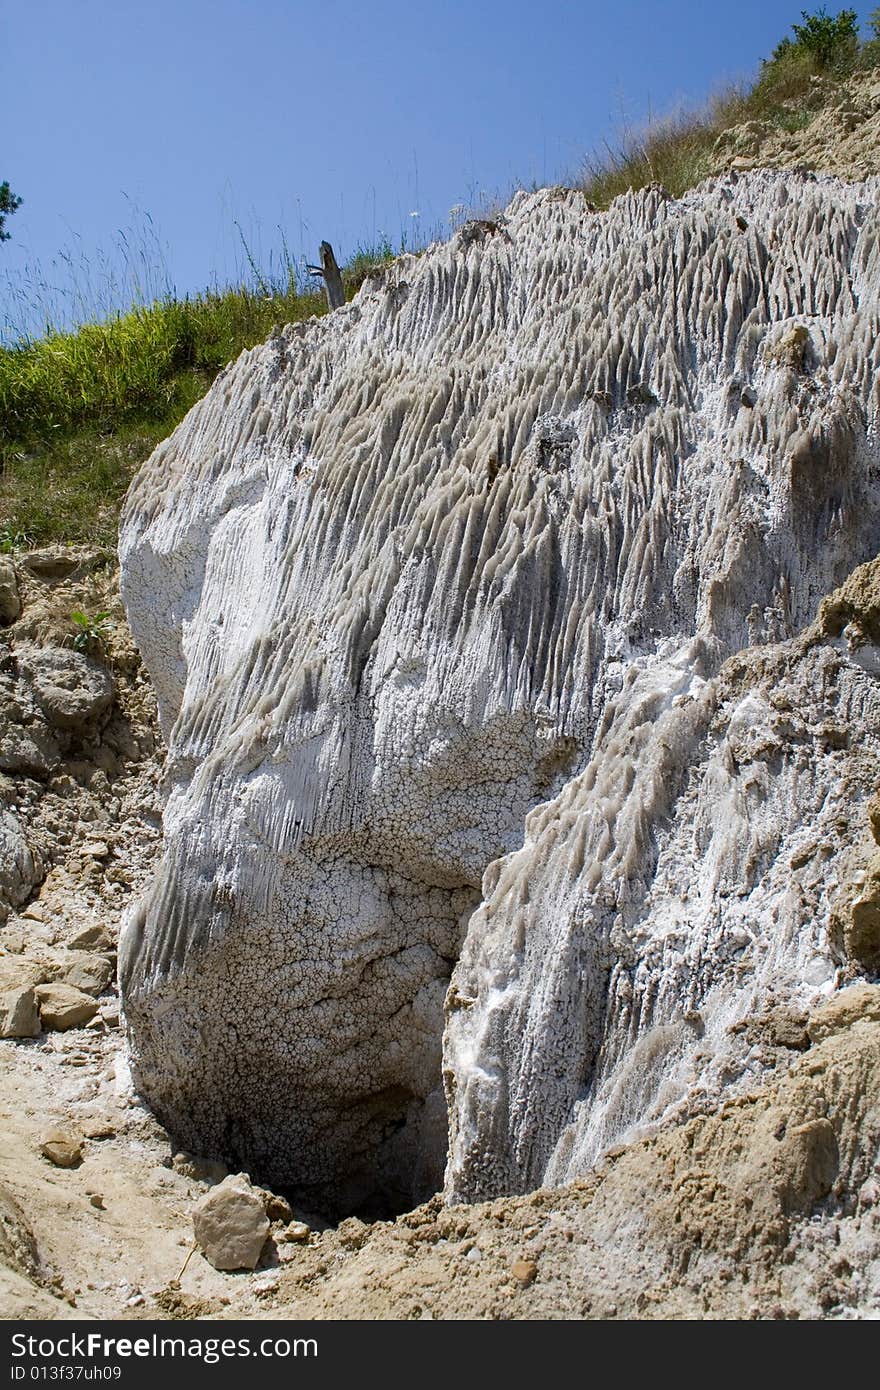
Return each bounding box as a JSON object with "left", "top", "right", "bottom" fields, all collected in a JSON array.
[
  {"left": 0, "top": 986, "right": 41, "bottom": 1038},
  {"left": 35, "top": 983, "right": 98, "bottom": 1030},
  {"left": 261, "top": 1190, "right": 292, "bottom": 1223},
  {"left": 82, "top": 1118, "right": 116, "bottom": 1140},
  {"left": 172, "top": 1151, "right": 229, "bottom": 1184},
  {"left": 82, "top": 842, "right": 110, "bottom": 861},
  {"left": 511, "top": 1258, "right": 538, "bottom": 1286},
  {"left": 465, "top": 1245, "right": 483, "bottom": 1263},
  {"left": 99, "top": 1004, "right": 121, "bottom": 1028},
  {"left": 192, "top": 1173, "right": 269, "bottom": 1271},
  {"left": 40, "top": 1128, "right": 83, "bottom": 1168},
  {"left": 279, "top": 1220, "right": 311, "bottom": 1243},
  {"left": 89, "top": 1193, "right": 105, "bottom": 1210}
]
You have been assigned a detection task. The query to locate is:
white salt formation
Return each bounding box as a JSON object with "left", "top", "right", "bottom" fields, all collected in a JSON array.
[{"left": 119, "top": 173, "right": 880, "bottom": 1214}]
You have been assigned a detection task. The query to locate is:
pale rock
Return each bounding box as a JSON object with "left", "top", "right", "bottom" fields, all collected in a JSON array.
[
  {"left": 0, "top": 987, "right": 40, "bottom": 1039},
  {"left": 278, "top": 1220, "right": 310, "bottom": 1243},
  {"left": 192, "top": 1173, "right": 269, "bottom": 1271},
  {"left": 35, "top": 983, "right": 98, "bottom": 1030},
  {"left": 0, "top": 558, "right": 20, "bottom": 626},
  {"left": 16, "top": 647, "right": 114, "bottom": 734},
  {"left": 0, "top": 957, "right": 49, "bottom": 992},
  {"left": 0, "top": 721, "right": 57, "bottom": 777},
  {"left": 81, "top": 1117, "right": 116, "bottom": 1140},
  {"left": 39, "top": 1128, "right": 83, "bottom": 1168},
  {"left": 0, "top": 815, "right": 44, "bottom": 919},
  {"left": 81, "top": 842, "right": 110, "bottom": 861},
  {"left": 0, "top": 1183, "right": 41, "bottom": 1284},
  {"left": 20, "top": 550, "right": 80, "bottom": 581},
  {"left": 63, "top": 953, "right": 113, "bottom": 997},
  {"left": 118, "top": 172, "right": 880, "bottom": 1212},
  {"left": 808, "top": 984, "right": 880, "bottom": 1043},
  {"left": 66, "top": 923, "right": 114, "bottom": 952}
]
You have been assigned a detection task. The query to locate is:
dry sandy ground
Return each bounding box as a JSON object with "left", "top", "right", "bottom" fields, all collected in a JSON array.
[{"left": 3, "top": 973, "right": 880, "bottom": 1321}]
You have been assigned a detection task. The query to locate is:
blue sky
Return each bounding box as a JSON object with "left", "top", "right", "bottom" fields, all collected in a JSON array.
[{"left": 2, "top": 1, "right": 877, "bottom": 334}]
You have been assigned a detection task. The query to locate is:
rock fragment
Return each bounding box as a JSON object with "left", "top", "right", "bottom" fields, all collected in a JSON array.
[
  {"left": 0, "top": 987, "right": 41, "bottom": 1039},
  {"left": 192, "top": 1173, "right": 269, "bottom": 1271},
  {"left": 808, "top": 984, "right": 880, "bottom": 1043},
  {"left": 35, "top": 983, "right": 98, "bottom": 1030},
  {"left": 16, "top": 647, "right": 114, "bottom": 733},
  {"left": 511, "top": 1257, "right": 538, "bottom": 1286},
  {"left": 39, "top": 1129, "right": 83, "bottom": 1168},
  {"left": 0, "top": 558, "right": 21, "bottom": 626},
  {"left": 278, "top": 1221, "right": 310, "bottom": 1243},
  {"left": 66, "top": 923, "right": 114, "bottom": 952},
  {"left": 63, "top": 954, "right": 113, "bottom": 997}
]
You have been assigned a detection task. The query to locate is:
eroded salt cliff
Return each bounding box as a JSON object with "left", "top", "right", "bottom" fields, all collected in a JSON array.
[{"left": 119, "top": 171, "right": 880, "bottom": 1215}]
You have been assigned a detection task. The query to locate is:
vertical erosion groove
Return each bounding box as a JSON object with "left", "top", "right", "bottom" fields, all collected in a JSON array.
[{"left": 119, "top": 175, "right": 880, "bottom": 1214}]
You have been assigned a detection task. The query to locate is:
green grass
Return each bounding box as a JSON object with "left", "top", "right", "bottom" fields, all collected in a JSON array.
[{"left": 0, "top": 246, "right": 394, "bottom": 546}]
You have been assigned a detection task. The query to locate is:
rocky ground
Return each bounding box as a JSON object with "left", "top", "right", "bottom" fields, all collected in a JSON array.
[
  {"left": 711, "top": 67, "right": 880, "bottom": 180},
  {"left": 1, "top": 549, "right": 879, "bottom": 1320}
]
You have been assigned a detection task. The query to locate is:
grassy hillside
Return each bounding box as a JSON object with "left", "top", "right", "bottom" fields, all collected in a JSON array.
[
  {"left": 580, "top": 8, "right": 880, "bottom": 203},
  {"left": 0, "top": 252, "right": 394, "bottom": 547},
  {"left": 2, "top": 8, "right": 878, "bottom": 550}
]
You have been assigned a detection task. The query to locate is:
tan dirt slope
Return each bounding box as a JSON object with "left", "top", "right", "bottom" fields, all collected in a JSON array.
[{"left": 711, "top": 67, "right": 880, "bottom": 180}]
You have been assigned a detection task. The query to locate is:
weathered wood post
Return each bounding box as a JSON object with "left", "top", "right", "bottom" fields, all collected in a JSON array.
[{"left": 307, "top": 240, "right": 345, "bottom": 310}]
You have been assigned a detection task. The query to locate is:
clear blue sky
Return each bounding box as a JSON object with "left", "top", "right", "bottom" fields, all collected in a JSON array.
[{"left": 2, "top": 1, "right": 877, "bottom": 334}]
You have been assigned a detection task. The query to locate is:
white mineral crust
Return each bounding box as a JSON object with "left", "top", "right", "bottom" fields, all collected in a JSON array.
[{"left": 119, "top": 173, "right": 880, "bottom": 1212}]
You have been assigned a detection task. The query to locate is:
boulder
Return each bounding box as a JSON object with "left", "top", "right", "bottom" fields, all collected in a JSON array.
[
  {"left": 192, "top": 1173, "right": 269, "bottom": 1271},
  {"left": 63, "top": 954, "right": 113, "bottom": 997},
  {"left": 16, "top": 647, "right": 114, "bottom": 733},
  {"left": 0, "top": 720, "right": 57, "bottom": 776},
  {"left": 20, "top": 550, "right": 79, "bottom": 581},
  {"left": 35, "top": 983, "right": 98, "bottom": 1031},
  {"left": 0, "top": 957, "right": 49, "bottom": 993},
  {"left": 66, "top": 923, "right": 114, "bottom": 952}
]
